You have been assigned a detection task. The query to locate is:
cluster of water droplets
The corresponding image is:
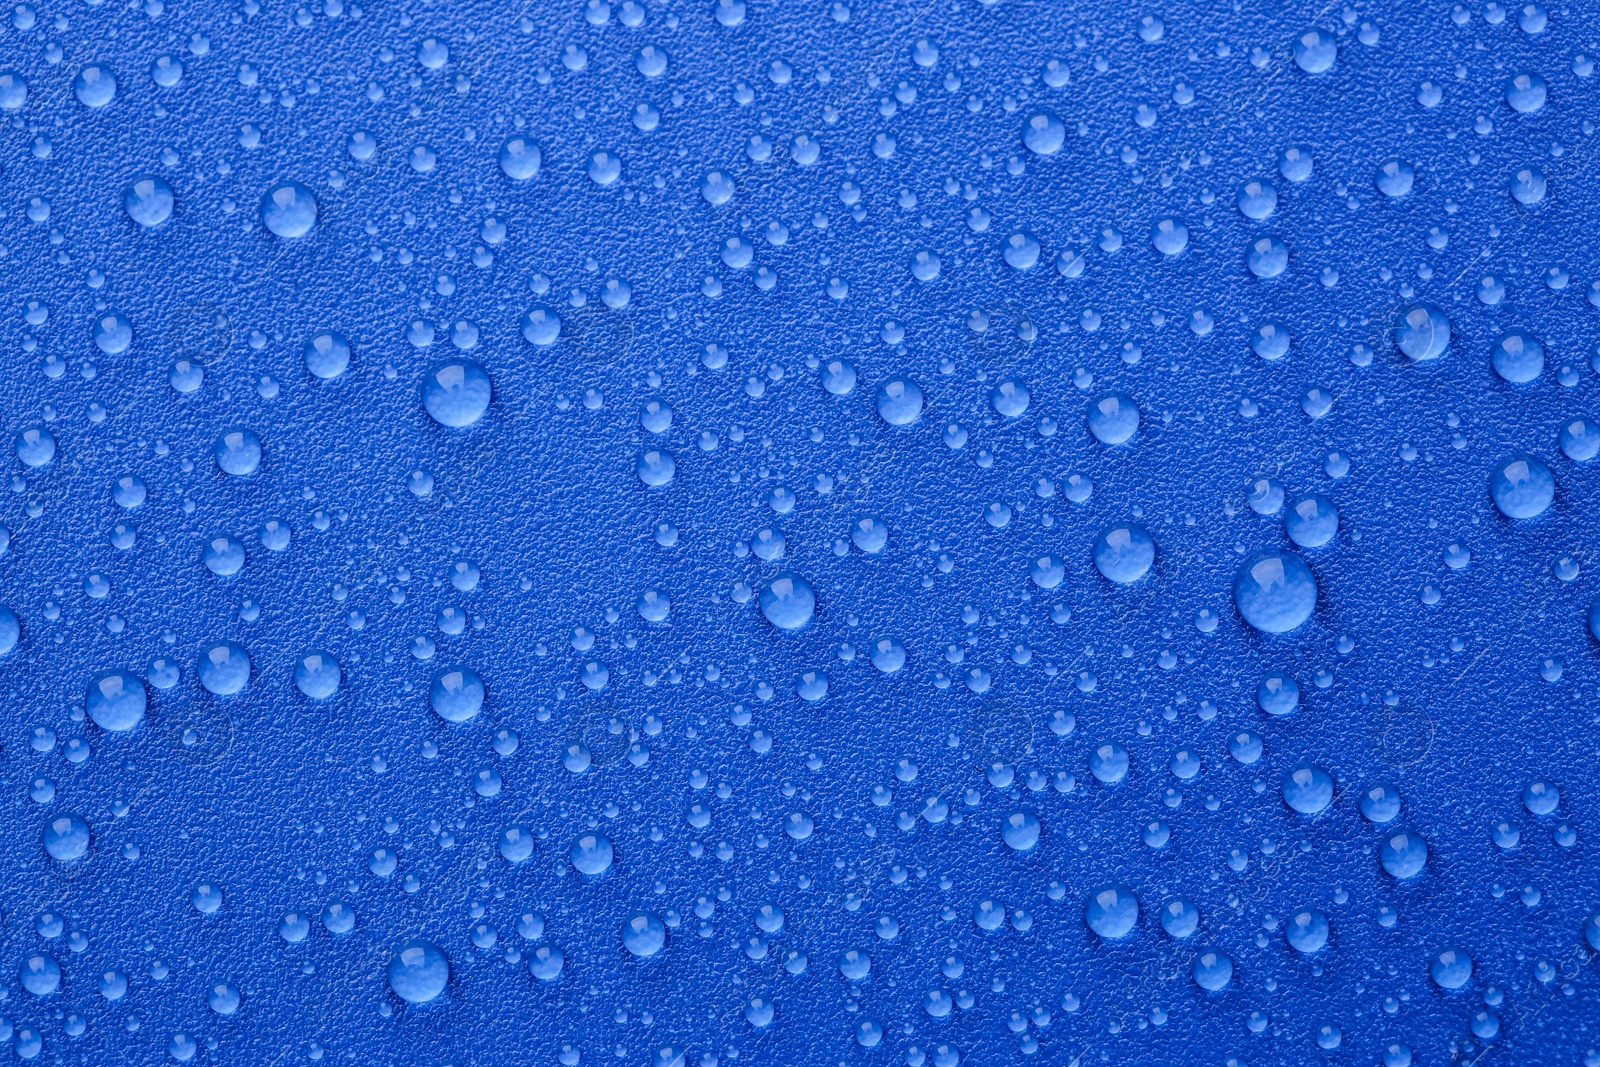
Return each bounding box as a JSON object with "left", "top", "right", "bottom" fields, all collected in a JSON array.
[{"left": 1, "top": 1, "right": 1598, "bottom": 1065}]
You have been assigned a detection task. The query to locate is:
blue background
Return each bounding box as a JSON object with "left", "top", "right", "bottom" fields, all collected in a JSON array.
[{"left": 1, "top": 0, "right": 1598, "bottom": 1064}]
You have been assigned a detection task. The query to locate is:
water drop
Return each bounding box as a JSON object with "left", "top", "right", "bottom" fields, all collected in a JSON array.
[
  {"left": 1379, "top": 828, "right": 1428, "bottom": 879},
  {"left": 1431, "top": 948, "right": 1473, "bottom": 989},
  {"left": 1084, "top": 885, "right": 1138, "bottom": 939},
  {"left": 1505, "top": 71, "right": 1547, "bottom": 113},
  {"left": 422, "top": 360, "right": 491, "bottom": 427},
  {"left": 1236, "top": 179, "right": 1278, "bottom": 220},
  {"left": 1000, "top": 809, "right": 1040, "bottom": 851},
  {"left": 305, "top": 331, "right": 352, "bottom": 380},
  {"left": 1092, "top": 523, "right": 1155, "bottom": 583},
  {"left": 1191, "top": 949, "right": 1234, "bottom": 991},
  {"left": 571, "top": 833, "right": 614, "bottom": 876},
  {"left": 74, "top": 63, "right": 117, "bottom": 107},
  {"left": 1489, "top": 454, "right": 1554, "bottom": 518},
  {"left": 197, "top": 641, "right": 251, "bottom": 695},
  {"left": 1282, "top": 763, "right": 1333, "bottom": 814},
  {"left": 430, "top": 666, "right": 484, "bottom": 722},
  {"left": 1087, "top": 392, "right": 1138, "bottom": 444},
  {"left": 1491, "top": 330, "right": 1544, "bottom": 383},
  {"left": 387, "top": 941, "right": 448, "bottom": 1003},
  {"left": 1376, "top": 159, "right": 1415, "bottom": 198},
  {"left": 876, "top": 376, "right": 924, "bottom": 425},
  {"left": 42, "top": 814, "right": 90, "bottom": 862},
  {"left": 499, "top": 137, "right": 541, "bottom": 180},
  {"left": 1021, "top": 111, "right": 1065, "bottom": 155},
  {"left": 93, "top": 311, "right": 133, "bottom": 354},
  {"left": 260, "top": 180, "right": 318, "bottom": 238},
  {"left": 86, "top": 669, "right": 146, "bottom": 731},
  {"left": 1233, "top": 551, "right": 1317, "bottom": 632},
  {"left": 294, "top": 652, "right": 341, "bottom": 700},
  {"left": 124, "top": 176, "right": 174, "bottom": 228},
  {"left": 1291, "top": 28, "right": 1336, "bottom": 73}
]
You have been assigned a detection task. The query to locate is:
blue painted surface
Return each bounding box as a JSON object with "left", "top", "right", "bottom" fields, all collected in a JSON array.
[{"left": 1, "top": 1, "right": 1598, "bottom": 1064}]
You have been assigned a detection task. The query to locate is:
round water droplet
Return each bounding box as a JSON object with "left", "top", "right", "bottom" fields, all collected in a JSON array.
[
  {"left": 0, "top": 71, "right": 27, "bottom": 110},
  {"left": 208, "top": 982, "right": 241, "bottom": 1015},
  {"left": 1376, "top": 159, "right": 1415, "bottom": 198},
  {"left": 1001, "top": 231, "right": 1041, "bottom": 270},
  {"left": 1379, "top": 828, "right": 1428, "bottom": 879},
  {"left": 498, "top": 826, "right": 534, "bottom": 864},
  {"left": 1522, "top": 779, "right": 1559, "bottom": 815},
  {"left": 1251, "top": 321, "right": 1289, "bottom": 359},
  {"left": 197, "top": 641, "right": 251, "bottom": 696},
  {"left": 1432, "top": 948, "right": 1473, "bottom": 989},
  {"left": 876, "top": 376, "right": 923, "bottom": 425},
  {"left": 422, "top": 360, "right": 491, "bottom": 427},
  {"left": 16, "top": 427, "right": 56, "bottom": 467},
  {"left": 86, "top": 669, "right": 146, "bottom": 731},
  {"left": 571, "top": 832, "right": 614, "bottom": 875},
  {"left": 294, "top": 652, "right": 341, "bottom": 700},
  {"left": 1150, "top": 216, "right": 1188, "bottom": 256},
  {"left": 1282, "top": 763, "right": 1333, "bottom": 814},
  {"left": 1192, "top": 949, "right": 1233, "bottom": 990},
  {"left": 260, "top": 180, "right": 317, "bottom": 238},
  {"left": 1491, "top": 330, "right": 1544, "bottom": 383},
  {"left": 1359, "top": 784, "right": 1402, "bottom": 823},
  {"left": 1510, "top": 165, "right": 1547, "bottom": 205},
  {"left": 1087, "top": 392, "right": 1138, "bottom": 445},
  {"left": 1277, "top": 145, "right": 1314, "bottom": 182},
  {"left": 1236, "top": 179, "right": 1278, "bottom": 220},
  {"left": 1000, "top": 809, "right": 1040, "bottom": 851},
  {"left": 1285, "top": 910, "right": 1329, "bottom": 953},
  {"left": 1233, "top": 551, "right": 1317, "bottom": 632},
  {"left": 20, "top": 953, "right": 61, "bottom": 995},
  {"left": 1559, "top": 417, "right": 1600, "bottom": 462},
  {"left": 521, "top": 305, "right": 561, "bottom": 346},
  {"left": 304, "top": 331, "right": 352, "bottom": 380},
  {"left": 430, "top": 667, "right": 484, "bottom": 722},
  {"left": 869, "top": 638, "right": 905, "bottom": 673},
  {"left": 93, "top": 311, "right": 133, "bottom": 354},
  {"left": 124, "top": 176, "right": 173, "bottom": 228},
  {"left": 201, "top": 535, "right": 246, "bottom": 577},
  {"left": 1489, "top": 454, "right": 1554, "bottom": 519},
  {"left": 1291, "top": 28, "right": 1336, "bottom": 73},
  {"left": 1084, "top": 885, "right": 1138, "bottom": 939},
  {"left": 0, "top": 605, "right": 17, "bottom": 656},
  {"left": 849, "top": 515, "right": 888, "bottom": 554},
  {"left": 387, "top": 940, "right": 449, "bottom": 1003},
  {"left": 1393, "top": 303, "right": 1451, "bottom": 362},
  {"left": 1505, "top": 71, "right": 1548, "bottom": 113},
  {"left": 821, "top": 359, "right": 856, "bottom": 395},
  {"left": 1285, "top": 493, "right": 1338, "bottom": 548},
  {"left": 42, "top": 813, "right": 90, "bottom": 862},
  {"left": 587, "top": 149, "right": 622, "bottom": 186},
  {"left": 1245, "top": 235, "right": 1288, "bottom": 278},
  {"left": 1090, "top": 742, "right": 1129, "bottom": 784},
  {"left": 1256, "top": 673, "right": 1299, "bottom": 715},
  {"left": 1092, "top": 523, "right": 1155, "bottom": 583},
  {"left": 1160, "top": 899, "right": 1199, "bottom": 938},
  {"left": 622, "top": 912, "right": 667, "bottom": 957},
  {"left": 74, "top": 63, "right": 117, "bottom": 107},
  {"left": 499, "top": 137, "right": 541, "bottom": 180},
  {"left": 635, "top": 449, "right": 676, "bottom": 487},
  {"left": 1021, "top": 111, "right": 1065, "bottom": 155}
]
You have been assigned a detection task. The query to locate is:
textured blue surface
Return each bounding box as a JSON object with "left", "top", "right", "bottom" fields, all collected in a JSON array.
[{"left": 2, "top": 1, "right": 1599, "bottom": 1065}]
